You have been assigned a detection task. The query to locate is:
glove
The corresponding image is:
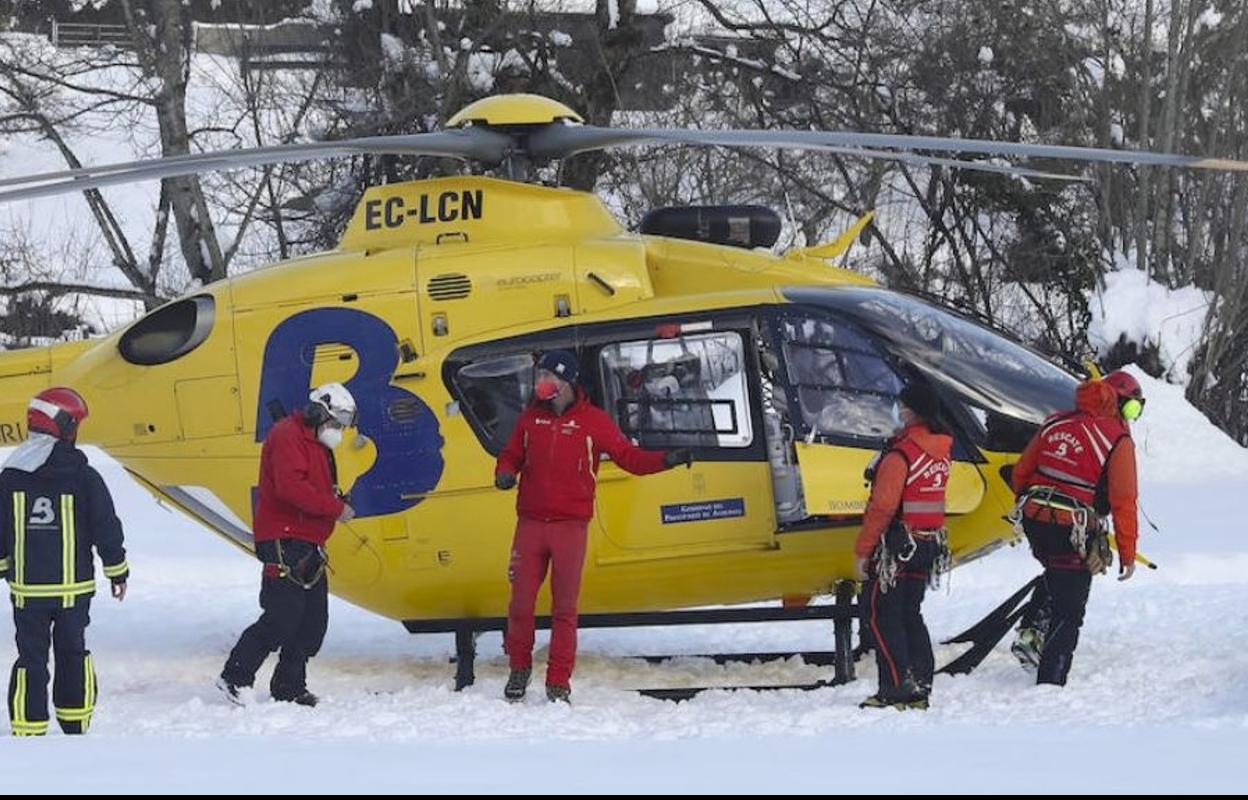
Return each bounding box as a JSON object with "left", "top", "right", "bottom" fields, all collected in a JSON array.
[
  {"left": 854, "top": 557, "right": 869, "bottom": 580},
  {"left": 1118, "top": 561, "right": 1136, "bottom": 582},
  {"left": 495, "top": 472, "right": 517, "bottom": 490},
  {"left": 337, "top": 503, "right": 356, "bottom": 523},
  {"left": 663, "top": 448, "right": 693, "bottom": 469}
]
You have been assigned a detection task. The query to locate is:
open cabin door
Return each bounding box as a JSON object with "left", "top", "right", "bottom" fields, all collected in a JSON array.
[
  {"left": 584, "top": 314, "right": 777, "bottom": 561},
  {"left": 765, "top": 310, "right": 985, "bottom": 522}
]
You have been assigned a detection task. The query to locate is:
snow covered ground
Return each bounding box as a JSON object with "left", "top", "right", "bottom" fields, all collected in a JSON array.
[{"left": 0, "top": 371, "right": 1243, "bottom": 792}]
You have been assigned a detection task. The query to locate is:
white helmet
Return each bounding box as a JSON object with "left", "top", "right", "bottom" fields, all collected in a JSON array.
[{"left": 308, "top": 382, "right": 357, "bottom": 427}]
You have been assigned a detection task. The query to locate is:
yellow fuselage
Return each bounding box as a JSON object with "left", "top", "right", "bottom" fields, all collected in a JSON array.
[{"left": 0, "top": 177, "right": 1021, "bottom": 623}]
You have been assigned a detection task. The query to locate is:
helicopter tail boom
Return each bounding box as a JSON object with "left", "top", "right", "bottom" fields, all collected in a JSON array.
[{"left": 0, "top": 339, "right": 95, "bottom": 446}]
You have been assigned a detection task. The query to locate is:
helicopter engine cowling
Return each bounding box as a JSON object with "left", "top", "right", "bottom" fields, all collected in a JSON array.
[{"left": 640, "top": 205, "right": 782, "bottom": 250}]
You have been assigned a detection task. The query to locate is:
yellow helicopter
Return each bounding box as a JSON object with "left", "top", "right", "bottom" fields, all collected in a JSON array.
[{"left": 0, "top": 94, "right": 1243, "bottom": 689}]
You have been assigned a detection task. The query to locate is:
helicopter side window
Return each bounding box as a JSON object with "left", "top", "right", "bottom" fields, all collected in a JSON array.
[
  {"left": 452, "top": 354, "right": 535, "bottom": 450},
  {"left": 118, "top": 295, "right": 215, "bottom": 366},
  {"left": 599, "top": 331, "right": 753, "bottom": 449},
  {"left": 779, "top": 316, "right": 903, "bottom": 441}
]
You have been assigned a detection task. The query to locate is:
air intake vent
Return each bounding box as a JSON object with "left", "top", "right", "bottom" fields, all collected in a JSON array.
[
  {"left": 387, "top": 397, "right": 423, "bottom": 422},
  {"left": 427, "top": 273, "right": 472, "bottom": 301}
]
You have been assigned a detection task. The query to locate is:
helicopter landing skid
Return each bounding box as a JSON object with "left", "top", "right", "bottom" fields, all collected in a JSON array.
[
  {"left": 408, "top": 582, "right": 860, "bottom": 695},
  {"left": 636, "top": 678, "right": 842, "bottom": 702}
]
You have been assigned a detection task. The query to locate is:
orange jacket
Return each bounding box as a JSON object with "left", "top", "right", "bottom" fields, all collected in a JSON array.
[
  {"left": 855, "top": 423, "right": 953, "bottom": 558},
  {"left": 1012, "top": 380, "right": 1139, "bottom": 564}
]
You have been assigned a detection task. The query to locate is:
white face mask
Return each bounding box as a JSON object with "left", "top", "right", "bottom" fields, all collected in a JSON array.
[{"left": 317, "top": 426, "right": 344, "bottom": 450}]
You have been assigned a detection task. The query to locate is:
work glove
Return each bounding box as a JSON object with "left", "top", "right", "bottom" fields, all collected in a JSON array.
[
  {"left": 663, "top": 448, "right": 693, "bottom": 469},
  {"left": 495, "top": 472, "right": 517, "bottom": 490}
]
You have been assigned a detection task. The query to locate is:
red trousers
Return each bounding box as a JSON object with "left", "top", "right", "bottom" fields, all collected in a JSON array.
[{"left": 505, "top": 516, "right": 589, "bottom": 687}]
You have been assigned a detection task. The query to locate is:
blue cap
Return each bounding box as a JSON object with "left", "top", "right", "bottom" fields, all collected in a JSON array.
[
  {"left": 899, "top": 382, "right": 940, "bottom": 422},
  {"left": 537, "top": 350, "right": 580, "bottom": 384}
]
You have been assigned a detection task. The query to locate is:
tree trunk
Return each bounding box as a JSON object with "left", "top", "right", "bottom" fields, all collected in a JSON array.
[
  {"left": 124, "top": 0, "right": 226, "bottom": 285},
  {"left": 1134, "top": 0, "right": 1154, "bottom": 273}
]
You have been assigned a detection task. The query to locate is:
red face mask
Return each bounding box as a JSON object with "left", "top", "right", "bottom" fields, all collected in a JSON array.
[{"left": 535, "top": 380, "right": 561, "bottom": 401}]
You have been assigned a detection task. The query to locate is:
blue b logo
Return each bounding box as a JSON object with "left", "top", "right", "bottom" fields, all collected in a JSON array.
[{"left": 256, "top": 308, "right": 443, "bottom": 516}]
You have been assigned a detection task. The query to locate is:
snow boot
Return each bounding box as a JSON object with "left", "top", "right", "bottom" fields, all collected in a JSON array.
[{"left": 504, "top": 668, "right": 531, "bottom": 703}]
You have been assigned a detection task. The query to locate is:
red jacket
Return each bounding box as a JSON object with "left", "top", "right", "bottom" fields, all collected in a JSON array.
[
  {"left": 496, "top": 389, "right": 669, "bottom": 522},
  {"left": 1012, "top": 379, "right": 1139, "bottom": 564},
  {"left": 855, "top": 424, "right": 953, "bottom": 558},
  {"left": 253, "top": 413, "right": 345, "bottom": 546}
]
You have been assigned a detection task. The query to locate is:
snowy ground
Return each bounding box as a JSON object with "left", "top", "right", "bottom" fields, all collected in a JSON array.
[{"left": 0, "top": 378, "right": 1245, "bottom": 793}]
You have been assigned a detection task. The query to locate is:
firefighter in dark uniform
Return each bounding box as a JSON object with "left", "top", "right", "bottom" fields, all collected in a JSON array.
[
  {"left": 0, "top": 387, "right": 129, "bottom": 736},
  {"left": 218, "top": 383, "right": 357, "bottom": 708},
  {"left": 1010, "top": 370, "right": 1140, "bottom": 686},
  {"left": 854, "top": 383, "right": 951, "bottom": 710}
]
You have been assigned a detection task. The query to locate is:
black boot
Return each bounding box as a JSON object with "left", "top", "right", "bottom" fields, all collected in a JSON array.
[
  {"left": 504, "top": 668, "right": 531, "bottom": 703},
  {"left": 274, "top": 688, "right": 319, "bottom": 707},
  {"left": 545, "top": 683, "right": 571, "bottom": 704},
  {"left": 216, "top": 676, "right": 250, "bottom": 707}
]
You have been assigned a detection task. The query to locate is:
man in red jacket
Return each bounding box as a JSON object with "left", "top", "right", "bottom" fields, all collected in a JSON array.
[
  {"left": 496, "top": 350, "right": 691, "bottom": 703},
  {"left": 1010, "top": 370, "right": 1140, "bottom": 686},
  {"left": 218, "top": 383, "right": 357, "bottom": 707},
  {"left": 854, "top": 383, "right": 952, "bottom": 710}
]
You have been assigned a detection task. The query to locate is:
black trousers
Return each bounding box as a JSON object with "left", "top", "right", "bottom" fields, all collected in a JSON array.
[
  {"left": 8, "top": 597, "right": 95, "bottom": 735},
  {"left": 1023, "top": 517, "right": 1093, "bottom": 686},
  {"left": 866, "top": 538, "right": 938, "bottom": 699},
  {"left": 221, "top": 539, "right": 328, "bottom": 699}
]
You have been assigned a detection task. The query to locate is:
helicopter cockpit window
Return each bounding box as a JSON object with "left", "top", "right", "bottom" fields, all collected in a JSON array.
[
  {"left": 789, "top": 287, "right": 1078, "bottom": 426},
  {"left": 599, "top": 332, "right": 753, "bottom": 448},
  {"left": 779, "top": 316, "right": 903, "bottom": 441},
  {"left": 118, "top": 295, "right": 215, "bottom": 366},
  {"left": 452, "top": 354, "right": 535, "bottom": 449}
]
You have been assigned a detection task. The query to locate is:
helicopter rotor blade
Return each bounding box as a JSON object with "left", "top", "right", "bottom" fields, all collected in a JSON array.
[
  {"left": 0, "top": 128, "right": 512, "bottom": 204},
  {"left": 546, "top": 127, "right": 1088, "bottom": 182},
  {"left": 785, "top": 144, "right": 1087, "bottom": 182},
  {"left": 528, "top": 123, "right": 1248, "bottom": 175}
]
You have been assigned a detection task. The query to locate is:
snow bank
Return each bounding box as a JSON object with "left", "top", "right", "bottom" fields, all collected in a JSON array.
[
  {"left": 1088, "top": 268, "right": 1212, "bottom": 383},
  {"left": 1123, "top": 365, "right": 1248, "bottom": 484}
]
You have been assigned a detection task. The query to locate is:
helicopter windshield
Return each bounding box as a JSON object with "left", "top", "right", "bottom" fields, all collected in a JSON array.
[{"left": 784, "top": 287, "right": 1078, "bottom": 427}]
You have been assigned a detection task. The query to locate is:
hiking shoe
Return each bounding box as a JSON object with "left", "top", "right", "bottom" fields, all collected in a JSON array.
[
  {"left": 1012, "top": 628, "right": 1043, "bottom": 671},
  {"left": 216, "top": 677, "right": 249, "bottom": 707},
  {"left": 273, "top": 689, "right": 319, "bottom": 707},
  {"left": 859, "top": 692, "right": 926, "bottom": 710},
  {"left": 545, "top": 684, "right": 571, "bottom": 704},
  {"left": 858, "top": 694, "right": 898, "bottom": 709},
  {"left": 504, "top": 668, "right": 531, "bottom": 703}
]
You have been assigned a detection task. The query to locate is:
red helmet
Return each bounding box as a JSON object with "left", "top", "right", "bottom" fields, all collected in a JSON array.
[
  {"left": 1103, "top": 370, "right": 1143, "bottom": 400},
  {"left": 27, "top": 387, "right": 89, "bottom": 441}
]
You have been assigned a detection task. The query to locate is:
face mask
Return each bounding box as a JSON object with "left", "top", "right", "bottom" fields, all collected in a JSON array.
[
  {"left": 535, "top": 380, "right": 561, "bottom": 402},
  {"left": 1120, "top": 397, "right": 1144, "bottom": 422},
  {"left": 318, "top": 426, "right": 344, "bottom": 449}
]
